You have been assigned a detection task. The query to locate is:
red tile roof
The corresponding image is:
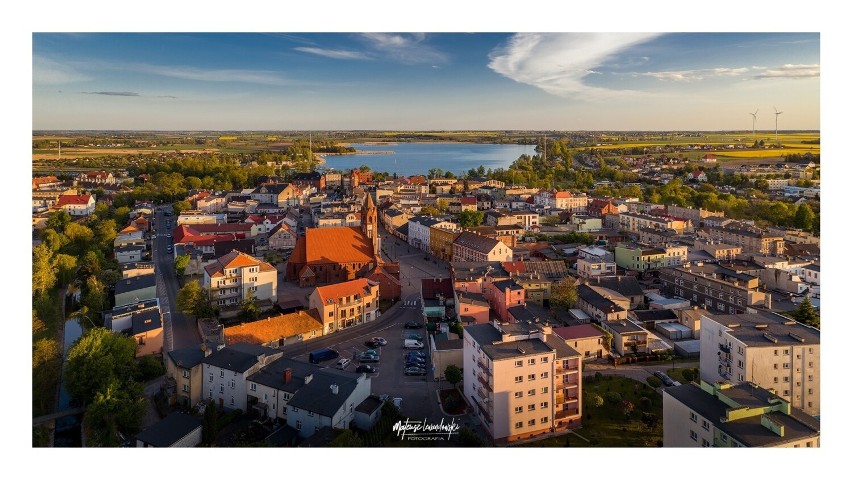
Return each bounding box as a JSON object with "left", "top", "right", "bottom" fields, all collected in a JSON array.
[
  {"left": 554, "top": 191, "right": 572, "bottom": 198},
  {"left": 56, "top": 194, "right": 93, "bottom": 206},
  {"left": 300, "top": 227, "right": 374, "bottom": 264},
  {"left": 314, "top": 278, "right": 375, "bottom": 304},
  {"left": 223, "top": 309, "right": 322, "bottom": 345},
  {"left": 501, "top": 261, "right": 527, "bottom": 274},
  {"left": 460, "top": 196, "right": 477, "bottom": 205},
  {"left": 204, "top": 250, "right": 275, "bottom": 277}
]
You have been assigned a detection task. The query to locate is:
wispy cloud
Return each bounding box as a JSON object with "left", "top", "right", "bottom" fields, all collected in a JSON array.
[
  {"left": 32, "top": 55, "right": 91, "bottom": 84},
  {"left": 294, "top": 47, "right": 371, "bottom": 60},
  {"left": 637, "top": 67, "right": 749, "bottom": 82},
  {"left": 754, "top": 64, "right": 819, "bottom": 79},
  {"left": 82, "top": 91, "right": 139, "bottom": 96},
  {"left": 358, "top": 33, "right": 448, "bottom": 65},
  {"left": 487, "top": 33, "right": 663, "bottom": 99},
  {"left": 138, "top": 63, "right": 294, "bottom": 86}
]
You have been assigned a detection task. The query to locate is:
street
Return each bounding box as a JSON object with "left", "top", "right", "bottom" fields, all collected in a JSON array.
[{"left": 152, "top": 206, "right": 201, "bottom": 352}]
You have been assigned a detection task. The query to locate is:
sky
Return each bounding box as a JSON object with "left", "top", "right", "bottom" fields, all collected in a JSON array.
[{"left": 32, "top": 32, "right": 820, "bottom": 131}]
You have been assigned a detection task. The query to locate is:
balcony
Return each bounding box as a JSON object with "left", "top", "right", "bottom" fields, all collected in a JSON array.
[
  {"left": 477, "top": 387, "right": 489, "bottom": 401},
  {"left": 719, "top": 343, "right": 731, "bottom": 354},
  {"left": 477, "top": 360, "right": 492, "bottom": 373},
  {"left": 555, "top": 408, "right": 579, "bottom": 420},
  {"left": 477, "top": 373, "right": 493, "bottom": 392},
  {"left": 555, "top": 394, "right": 565, "bottom": 405}
]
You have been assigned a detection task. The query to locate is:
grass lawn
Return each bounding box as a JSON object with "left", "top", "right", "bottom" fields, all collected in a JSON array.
[
  {"left": 519, "top": 376, "right": 663, "bottom": 448},
  {"left": 667, "top": 367, "right": 700, "bottom": 384}
]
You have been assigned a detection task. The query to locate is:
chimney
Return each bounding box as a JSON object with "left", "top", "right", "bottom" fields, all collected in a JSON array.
[
  {"left": 283, "top": 368, "right": 292, "bottom": 384},
  {"left": 766, "top": 294, "right": 772, "bottom": 310},
  {"left": 201, "top": 342, "right": 211, "bottom": 357},
  {"left": 304, "top": 374, "right": 313, "bottom": 384},
  {"left": 330, "top": 384, "right": 339, "bottom": 395}
]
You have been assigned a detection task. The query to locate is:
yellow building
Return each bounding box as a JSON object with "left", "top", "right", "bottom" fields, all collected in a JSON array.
[{"left": 429, "top": 225, "right": 460, "bottom": 262}]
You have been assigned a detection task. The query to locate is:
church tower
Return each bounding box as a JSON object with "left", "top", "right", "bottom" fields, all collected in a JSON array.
[{"left": 362, "top": 192, "right": 379, "bottom": 257}]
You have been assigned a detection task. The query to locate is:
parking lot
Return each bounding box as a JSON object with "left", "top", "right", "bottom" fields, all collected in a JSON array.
[{"left": 289, "top": 298, "right": 446, "bottom": 422}]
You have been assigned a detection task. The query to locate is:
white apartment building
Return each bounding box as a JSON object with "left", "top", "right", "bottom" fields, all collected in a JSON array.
[
  {"left": 699, "top": 311, "right": 820, "bottom": 416},
  {"left": 201, "top": 344, "right": 283, "bottom": 412},
  {"left": 407, "top": 216, "right": 456, "bottom": 252},
  {"left": 576, "top": 246, "right": 616, "bottom": 279},
  {"left": 464, "top": 321, "right": 582, "bottom": 444},
  {"left": 203, "top": 250, "right": 278, "bottom": 314}
]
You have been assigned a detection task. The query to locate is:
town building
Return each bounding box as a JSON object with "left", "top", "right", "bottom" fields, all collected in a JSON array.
[
  {"left": 664, "top": 380, "right": 819, "bottom": 447},
  {"left": 223, "top": 309, "right": 324, "bottom": 348},
  {"left": 166, "top": 345, "right": 208, "bottom": 409},
  {"left": 576, "top": 246, "right": 616, "bottom": 279},
  {"left": 484, "top": 279, "right": 525, "bottom": 322},
  {"left": 203, "top": 250, "right": 278, "bottom": 317},
  {"left": 699, "top": 224, "right": 784, "bottom": 256},
  {"left": 576, "top": 284, "right": 629, "bottom": 322},
  {"left": 56, "top": 193, "right": 96, "bottom": 216},
  {"left": 103, "top": 298, "right": 164, "bottom": 357},
  {"left": 699, "top": 311, "right": 820, "bottom": 416},
  {"left": 553, "top": 324, "right": 607, "bottom": 359},
  {"left": 464, "top": 321, "right": 582, "bottom": 444},
  {"left": 308, "top": 278, "right": 380, "bottom": 335},
  {"left": 618, "top": 211, "right": 691, "bottom": 235},
  {"left": 135, "top": 413, "right": 202, "bottom": 448},
  {"left": 453, "top": 231, "right": 513, "bottom": 263},
  {"left": 659, "top": 263, "right": 766, "bottom": 315},
  {"left": 430, "top": 225, "right": 461, "bottom": 262},
  {"left": 201, "top": 343, "right": 283, "bottom": 411}
]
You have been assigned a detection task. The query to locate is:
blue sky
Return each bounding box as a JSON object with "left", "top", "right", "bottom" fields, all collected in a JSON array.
[{"left": 32, "top": 32, "right": 819, "bottom": 131}]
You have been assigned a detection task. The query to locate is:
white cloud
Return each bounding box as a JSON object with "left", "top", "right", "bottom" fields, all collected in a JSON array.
[
  {"left": 139, "top": 64, "right": 293, "bottom": 85},
  {"left": 358, "top": 33, "right": 447, "bottom": 65},
  {"left": 487, "top": 33, "right": 662, "bottom": 99},
  {"left": 754, "top": 64, "right": 820, "bottom": 79},
  {"left": 639, "top": 67, "right": 749, "bottom": 82},
  {"left": 32, "top": 56, "right": 90, "bottom": 84},
  {"left": 294, "top": 47, "right": 371, "bottom": 60}
]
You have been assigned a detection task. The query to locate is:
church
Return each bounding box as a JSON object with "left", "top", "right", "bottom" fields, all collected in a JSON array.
[{"left": 286, "top": 194, "right": 382, "bottom": 287}]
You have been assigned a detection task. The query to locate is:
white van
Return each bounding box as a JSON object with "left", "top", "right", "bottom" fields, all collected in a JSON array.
[
  {"left": 336, "top": 358, "right": 351, "bottom": 369},
  {"left": 404, "top": 339, "right": 424, "bottom": 350}
]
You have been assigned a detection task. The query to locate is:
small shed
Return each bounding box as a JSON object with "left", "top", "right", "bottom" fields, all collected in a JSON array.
[
  {"left": 673, "top": 339, "right": 701, "bottom": 358},
  {"left": 354, "top": 395, "right": 384, "bottom": 431},
  {"left": 655, "top": 322, "right": 694, "bottom": 340}
]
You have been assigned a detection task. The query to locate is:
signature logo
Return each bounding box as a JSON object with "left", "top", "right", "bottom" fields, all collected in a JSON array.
[{"left": 392, "top": 418, "right": 460, "bottom": 441}]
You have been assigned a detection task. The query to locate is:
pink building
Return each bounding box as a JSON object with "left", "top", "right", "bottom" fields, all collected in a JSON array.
[{"left": 484, "top": 278, "right": 525, "bottom": 323}]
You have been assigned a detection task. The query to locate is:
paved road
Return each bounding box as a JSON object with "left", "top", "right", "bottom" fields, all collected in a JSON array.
[{"left": 152, "top": 207, "right": 201, "bottom": 352}]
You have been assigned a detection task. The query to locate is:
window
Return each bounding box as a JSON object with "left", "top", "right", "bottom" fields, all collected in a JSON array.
[
  {"left": 219, "top": 384, "right": 224, "bottom": 393},
  {"left": 328, "top": 311, "right": 333, "bottom": 318},
  {"left": 514, "top": 391, "right": 523, "bottom": 398},
  {"left": 528, "top": 358, "right": 536, "bottom": 365},
  {"left": 690, "top": 430, "right": 698, "bottom": 441},
  {"left": 528, "top": 419, "right": 536, "bottom": 426},
  {"left": 541, "top": 357, "right": 549, "bottom": 363},
  {"left": 774, "top": 377, "right": 778, "bottom": 383},
  {"left": 515, "top": 376, "right": 523, "bottom": 383},
  {"left": 542, "top": 416, "right": 549, "bottom": 423},
  {"left": 220, "top": 370, "right": 224, "bottom": 378},
  {"left": 774, "top": 364, "right": 779, "bottom": 370},
  {"left": 528, "top": 389, "right": 536, "bottom": 396},
  {"left": 182, "top": 370, "right": 190, "bottom": 379},
  {"left": 182, "top": 384, "right": 189, "bottom": 393},
  {"left": 514, "top": 406, "right": 523, "bottom": 414},
  {"left": 783, "top": 349, "right": 790, "bottom": 355},
  {"left": 808, "top": 388, "right": 813, "bottom": 395},
  {"left": 527, "top": 374, "right": 536, "bottom": 381},
  {"left": 541, "top": 372, "right": 549, "bottom": 379},
  {"left": 689, "top": 412, "right": 697, "bottom": 423},
  {"left": 308, "top": 411, "right": 314, "bottom": 417},
  {"left": 230, "top": 380, "right": 235, "bottom": 389},
  {"left": 230, "top": 397, "right": 234, "bottom": 405},
  {"left": 515, "top": 421, "right": 523, "bottom": 429},
  {"left": 296, "top": 420, "right": 302, "bottom": 431},
  {"left": 250, "top": 383, "right": 256, "bottom": 391},
  {"left": 541, "top": 402, "right": 549, "bottom": 409},
  {"left": 542, "top": 387, "right": 548, "bottom": 394},
  {"left": 515, "top": 360, "right": 523, "bottom": 368},
  {"left": 783, "top": 390, "right": 790, "bottom": 396},
  {"left": 528, "top": 404, "right": 536, "bottom": 411},
  {"left": 783, "top": 363, "right": 790, "bottom": 369},
  {"left": 702, "top": 420, "right": 709, "bottom": 431},
  {"left": 702, "top": 439, "right": 710, "bottom": 447},
  {"left": 292, "top": 406, "right": 299, "bottom": 413}
]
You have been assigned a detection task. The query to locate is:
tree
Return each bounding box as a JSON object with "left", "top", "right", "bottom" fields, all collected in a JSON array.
[
  {"left": 32, "top": 243, "right": 56, "bottom": 297},
  {"left": 791, "top": 296, "right": 819, "bottom": 329},
  {"left": 457, "top": 210, "right": 484, "bottom": 228},
  {"left": 550, "top": 277, "right": 578, "bottom": 310},
  {"left": 444, "top": 365, "right": 462, "bottom": 388},
  {"left": 83, "top": 378, "right": 146, "bottom": 447},
  {"left": 174, "top": 254, "right": 191, "bottom": 277},
  {"left": 42, "top": 228, "right": 70, "bottom": 253},
  {"left": 621, "top": 400, "right": 635, "bottom": 417},
  {"left": 82, "top": 275, "right": 107, "bottom": 313},
  {"left": 177, "top": 281, "right": 206, "bottom": 317},
  {"left": 419, "top": 205, "right": 440, "bottom": 216},
  {"left": 80, "top": 249, "right": 104, "bottom": 277},
  {"left": 681, "top": 368, "right": 695, "bottom": 383},
  {"left": 793, "top": 203, "right": 816, "bottom": 232},
  {"left": 591, "top": 394, "right": 604, "bottom": 408},
  {"left": 65, "top": 327, "right": 138, "bottom": 404},
  {"left": 641, "top": 412, "right": 659, "bottom": 430},
  {"left": 65, "top": 222, "right": 95, "bottom": 253},
  {"left": 202, "top": 400, "right": 219, "bottom": 445},
  {"left": 94, "top": 219, "right": 118, "bottom": 246},
  {"left": 54, "top": 253, "right": 78, "bottom": 286},
  {"left": 112, "top": 206, "right": 131, "bottom": 226},
  {"left": 240, "top": 289, "right": 260, "bottom": 322},
  {"left": 46, "top": 209, "right": 71, "bottom": 231},
  {"left": 173, "top": 200, "right": 192, "bottom": 216},
  {"left": 540, "top": 214, "right": 562, "bottom": 226}
]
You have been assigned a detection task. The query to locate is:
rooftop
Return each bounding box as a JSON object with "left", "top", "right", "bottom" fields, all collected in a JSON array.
[
  {"left": 167, "top": 346, "right": 207, "bottom": 370},
  {"left": 709, "top": 311, "right": 820, "bottom": 346},
  {"left": 314, "top": 278, "right": 376, "bottom": 305},
  {"left": 553, "top": 324, "right": 605, "bottom": 341},
  {"left": 453, "top": 231, "right": 503, "bottom": 254},
  {"left": 115, "top": 274, "right": 156, "bottom": 295},
  {"left": 223, "top": 310, "right": 323, "bottom": 346},
  {"left": 202, "top": 343, "right": 281, "bottom": 373},
  {"left": 290, "top": 226, "right": 374, "bottom": 265},
  {"left": 135, "top": 413, "right": 202, "bottom": 447}
]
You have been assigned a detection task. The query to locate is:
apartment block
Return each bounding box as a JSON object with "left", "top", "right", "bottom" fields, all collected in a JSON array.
[
  {"left": 699, "top": 311, "right": 819, "bottom": 416},
  {"left": 308, "top": 278, "right": 380, "bottom": 335},
  {"left": 203, "top": 250, "right": 278, "bottom": 317},
  {"left": 659, "top": 263, "right": 766, "bottom": 315},
  {"left": 576, "top": 246, "right": 616, "bottom": 279},
  {"left": 700, "top": 224, "right": 784, "bottom": 256},
  {"left": 664, "top": 380, "right": 819, "bottom": 447},
  {"left": 464, "top": 321, "right": 582, "bottom": 444}
]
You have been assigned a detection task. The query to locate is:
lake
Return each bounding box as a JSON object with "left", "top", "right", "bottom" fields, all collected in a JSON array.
[{"left": 320, "top": 143, "right": 536, "bottom": 177}]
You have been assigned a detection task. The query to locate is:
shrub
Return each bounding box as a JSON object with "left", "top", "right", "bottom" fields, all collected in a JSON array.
[
  {"left": 620, "top": 400, "right": 635, "bottom": 416},
  {"left": 136, "top": 354, "right": 166, "bottom": 382},
  {"left": 638, "top": 396, "right": 653, "bottom": 411},
  {"left": 681, "top": 368, "right": 695, "bottom": 383},
  {"left": 604, "top": 391, "right": 622, "bottom": 404},
  {"left": 444, "top": 395, "right": 458, "bottom": 411},
  {"left": 646, "top": 376, "right": 663, "bottom": 388},
  {"left": 591, "top": 394, "right": 604, "bottom": 408}
]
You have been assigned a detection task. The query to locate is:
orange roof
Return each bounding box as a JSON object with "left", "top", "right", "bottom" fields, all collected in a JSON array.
[
  {"left": 314, "top": 278, "right": 375, "bottom": 304},
  {"left": 223, "top": 309, "right": 323, "bottom": 345},
  {"left": 554, "top": 191, "right": 572, "bottom": 198},
  {"left": 204, "top": 250, "right": 273, "bottom": 277},
  {"left": 119, "top": 224, "right": 140, "bottom": 234},
  {"left": 56, "top": 194, "right": 92, "bottom": 206},
  {"left": 302, "top": 227, "right": 374, "bottom": 264}
]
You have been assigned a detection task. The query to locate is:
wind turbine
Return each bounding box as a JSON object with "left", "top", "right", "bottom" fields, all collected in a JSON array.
[
  {"left": 774, "top": 106, "right": 783, "bottom": 146},
  {"left": 749, "top": 109, "right": 758, "bottom": 141}
]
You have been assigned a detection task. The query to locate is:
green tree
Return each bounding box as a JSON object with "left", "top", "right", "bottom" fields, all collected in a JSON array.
[
  {"left": 174, "top": 254, "right": 191, "bottom": 277},
  {"left": 540, "top": 214, "right": 562, "bottom": 226},
  {"left": 83, "top": 378, "right": 146, "bottom": 447},
  {"left": 457, "top": 210, "right": 484, "bottom": 228},
  {"left": 327, "top": 429, "right": 364, "bottom": 447},
  {"left": 419, "top": 205, "right": 440, "bottom": 216},
  {"left": 240, "top": 289, "right": 260, "bottom": 322},
  {"left": 65, "top": 222, "right": 95, "bottom": 253},
  {"left": 792, "top": 203, "right": 816, "bottom": 232},
  {"left": 46, "top": 209, "right": 71, "bottom": 231},
  {"left": 791, "top": 296, "right": 819, "bottom": 329},
  {"left": 202, "top": 400, "right": 219, "bottom": 445},
  {"left": 42, "top": 228, "right": 70, "bottom": 253},
  {"left": 65, "top": 327, "right": 138, "bottom": 404},
  {"left": 177, "top": 281, "right": 214, "bottom": 318},
  {"left": 82, "top": 275, "right": 107, "bottom": 313},
  {"left": 53, "top": 253, "right": 78, "bottom": 286},
  {"left": 550, "top": 277, "right": 578, "bottom": 310},
  {"left": 173, "top": 200, "right": 192, "bottom": 216},
  {"left": 444, "top": 365, "right": 463, "bottom": 388},
  {"left": 112, "top": 206, "right": 131, "bottom": 226},
  {"left": 32, "top": 243, "right": 56, "bottom": 297},
  {"left": 80, "top": 249, "right": 104, "bottom": 277}
]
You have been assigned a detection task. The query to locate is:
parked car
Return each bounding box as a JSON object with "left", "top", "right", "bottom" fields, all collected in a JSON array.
[
  {"left": 371, "top": 337, "right": 388, "bottom": 346},
  {"left": 356, "top": 364, "right": 376, "bottom": 374},
  {"left": 166, "top": 246, "right": 173, "bottom": 253},
  {"left": 365, "top": 340, "right": 381, "bottom": 349},
  {"left": 654, "top": 371, "right": 675, "bottom": 387},
  {"left": 404, "top": 321, "right": 423, "bottom": 329},
  {"left": 405, "top": 361, "right": 426, "bottom": 369},
  {"left": 309, "top": 348, "right": 339, "bottom": 364},
  {"left": 404, "top": 340, "right": 424, "bottom": 350},
  {"left": 336, "top": 358, "right": 351, "bottom": 370},
  {"left": 363, "top": 349, "right": 379, "bottom": 357},
  {"left": 359, "top": 354, "right": 379, "bottom": 363},
  {"left": 404, "top": 367, "right": 427, "bottom": 376},
  {"left": 407, "top": 333, "right": 423, "bottom": 341},
  {"left": 405, "top": 351, "right": 427, "bottom": 359}
]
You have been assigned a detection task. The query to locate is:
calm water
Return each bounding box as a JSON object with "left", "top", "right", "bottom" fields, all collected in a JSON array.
[
  {"left": 54, "top": 316, "right": 84, "bottom": 447},
  {"left": 321, "top": 142, "right": 536, "bottom": 177}
]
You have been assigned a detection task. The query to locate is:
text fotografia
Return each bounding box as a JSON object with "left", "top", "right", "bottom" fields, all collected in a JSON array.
[{"left": 392, "top": 418, "right": 460, "bottom": 440}]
